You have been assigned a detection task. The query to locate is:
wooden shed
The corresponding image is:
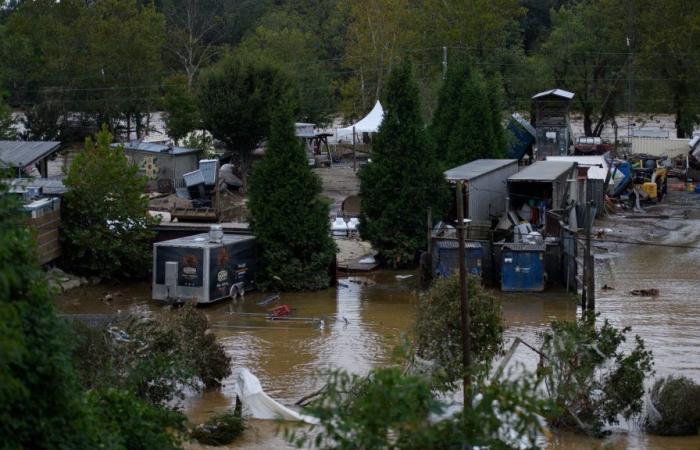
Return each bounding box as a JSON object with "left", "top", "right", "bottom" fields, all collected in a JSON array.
[
  {"left": 532, "top": 89, "right": 574, "bottom": 158},
  {"left": 112, "top": 141, "right": 199, "bottom": 192}
]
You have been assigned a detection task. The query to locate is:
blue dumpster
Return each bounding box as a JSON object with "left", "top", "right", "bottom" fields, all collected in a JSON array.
[
  {"left": 432, "top": 239, "right": 483, "bottom": 278},
  {"left": 501, "top": 243, "right": 545, "bottom": 292}
]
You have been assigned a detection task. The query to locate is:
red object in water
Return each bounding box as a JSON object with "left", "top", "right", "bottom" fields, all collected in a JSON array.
[{"left": 269, "top": 304, "right": 291, "bottom": 317}]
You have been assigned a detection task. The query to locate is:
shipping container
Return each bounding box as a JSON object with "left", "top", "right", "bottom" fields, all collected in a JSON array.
[
  {"left": 501, "top": 243, "right": 545, "bottom": 292},
  {"left": 152, "top": 230, "right": 257, "bottom": 304}
]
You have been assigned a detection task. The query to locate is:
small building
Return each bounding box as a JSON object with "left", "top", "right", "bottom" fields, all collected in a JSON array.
[
  {"left": 0, "top": 140, "right": 61, "bottom": 178},
  {"left": 112, "top": 141, "right": 199, "bottom": 192},
  {"left": 431, "top": 239, "right": 483, "bottom": 278},
  {"left": 532, "top": 89, "right": 574, "bottom": 158},
  {"left": 152, "top": 229, "right": 257, "bottom": 304},
  {"left": 501, "top": 243, "right": 545, "bottom": 292},
  {"left": 507, "top": 161, "right": 576, "bottom": 225},
  {"left": 546, "top": 155, "right": 614, "bottom": 217},
  {"left": 444, "top": 159, "right": 519, "bottom": 239}
]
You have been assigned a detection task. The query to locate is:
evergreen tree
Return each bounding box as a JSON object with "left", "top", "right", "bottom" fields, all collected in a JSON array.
[
  {"left": 359, "top": 61, "right": 449, "bottom": 268},
  {"left": 431, "top": 62, "right": 506, "bottom": 168},
  {"left": 163, "top": 74, "right": 200, "bottom": 143},
  {"left": 62, "top": 126, "right": 154, "bottom": 279},
  {"left": 0, "top": 96, "right": 16, "bottom": 139},
  {"left": 248, "top": 99, "right": 335, "bottom": 290}
]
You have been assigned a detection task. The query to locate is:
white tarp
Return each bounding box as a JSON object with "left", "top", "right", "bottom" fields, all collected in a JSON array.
[
  {"left": 233, "top": 368, "right": 319, "bottom": 424},
  {"left": 336, "top": 100, "right": 384, "bottom": 140}
]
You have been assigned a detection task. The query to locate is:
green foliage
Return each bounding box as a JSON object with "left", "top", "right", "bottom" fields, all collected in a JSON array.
[
  {"left": 190, "top": 399, "right": 244, "bottom": 446},
  {"left": 86, "top": 388, "right": 186, "bottom": 450},
  {"left": 430, "top": 61, "right": 506, "bottom": 167},
  {"left": 235, "top": 9, "right": 336, "bottom": 124},
  {"left": 412, "top": 274, "right": 504, "bottom": 389},
  {"left": 359, "top": 61, "right": 449, "bottom": 267},
  {"left": 197, "top": 54, "right": 290, "bottom": 189},
  {"left": 72, "top": 303, "right": 231, "bottom": 405},
  {"left": 644, "top": 375, "right": 700, "bottom": 436},
  {"left": 248, "top": 100, "right": 335, "bottom": 290},
  {"left": 62, "top": 126, "right": 154, "bottom": 279},
  {"left": 0, "top": 95, "right": 16, "bottom": 139},
  {"left": 0, "top": 177, "right": 96, "bottom": 449},
  {"left": 163, "top": 74, "right": 201, "bottom": 142},
  {"left": 290, "top": 366, "right": 548, "bottom": 450},
  {"left": 540, "top": 313, "right": 654, "bottom": 436}
]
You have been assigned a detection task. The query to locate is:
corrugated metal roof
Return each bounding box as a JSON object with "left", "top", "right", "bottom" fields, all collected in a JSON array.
[
  {"left": 508, "top": 161, "right": 574, "bottom": 182},
  {"left": 444, "top": 159, "right": 518, "bottom": 181},
  {"left": 0, "top": 141, "right": 61, "bottom": 168},
  {"left": 546, "top": 156, "right": 609, "bottom": 180},
  {"left": 503, "top": 243, "right": 546, "bottom": 252},
  {"left": 434, "top": 239, "right": 483, "bottom": 249},
  {"left": 532, "top": 89, "right": 575, "bottom": 100},
  {"left": 112, "top": 141, "right": 199, "bottom": 155},
  {"left": 511, "top": 113, "right": 536, "bottom": 137},
  {"left": 6, "top": 178, "right": 68, "bottom": 195}
]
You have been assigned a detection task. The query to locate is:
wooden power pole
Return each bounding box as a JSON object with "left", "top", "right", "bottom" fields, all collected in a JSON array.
[{"left": 455, "top": 181, "right": 471, "bottom": 409}]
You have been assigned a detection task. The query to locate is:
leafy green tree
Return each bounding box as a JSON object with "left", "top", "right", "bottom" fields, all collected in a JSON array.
[
  {"left": 540, "top": 313, "right": 654, "bottom": 436},
  {"left": 0, "top": 95, "right": 16, "bottom": 139},
  {"left": 62, "top": 126, "right": 154, "bottom": 279},
  {"left": 359, "top": 61, "right": 449, "bottom": 267},
  {"left": 430, "top": 62, "right": 506, "bottom": 167},
  {"left": 197, "top": 54, "right": 289, "bottom": 190},
  {"left": 290, "top": 366, "right": 547, "bottom": 450},
  {"left": 235, "top": 10, "right": 335, "bottom": 124},
  {"left": 248, "top": 99, "right": 335, "bottom": 291},
  {"left": 163, "top": 74, "right": 201, "bottom": 143},
  {"left": 412, "top": 274, "right": 504, "bottom": 390},
  {"left": 0, "top": 176, "right": 97, "bottom": 449}
]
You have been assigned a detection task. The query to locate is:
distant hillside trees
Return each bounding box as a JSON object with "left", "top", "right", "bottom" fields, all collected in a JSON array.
[
  {"left": 248, "top": 99, "right": 336, "bottom": 290},
  {"left": 359, "top": 61, "right": 449, "bottom": 267}
]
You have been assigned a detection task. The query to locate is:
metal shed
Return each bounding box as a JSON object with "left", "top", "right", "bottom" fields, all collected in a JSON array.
[
  {"left": 112, "top": 141, "right": 199, "bottom": 192},
  {"left": 507, "top": 161, "right": 575, "bottom": 219},
  {"left": 444, "top": 159, "right": 519, "bottom": 239},
  {"left": 532, "top": 89, "right": 574, "bottom": 158},
  {"left": 0, "top": 140, "right": 61, "bottom": 178}
]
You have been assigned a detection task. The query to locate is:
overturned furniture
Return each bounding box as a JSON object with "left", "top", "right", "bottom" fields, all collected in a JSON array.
[{"left": 152, "top": 227, "right": 257, "bottom": 304}]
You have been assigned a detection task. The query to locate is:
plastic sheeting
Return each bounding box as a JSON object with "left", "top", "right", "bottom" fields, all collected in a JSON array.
[
  {"left": 336, "top": 100, "right": 384, "bottom": 140},
  {"left": 232, "top": 368, "right": 319, "bottom": 424}
]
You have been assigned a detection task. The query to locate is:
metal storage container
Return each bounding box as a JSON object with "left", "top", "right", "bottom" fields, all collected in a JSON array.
[
  {"left": 199, "top": 159, "right": 218, "bottom": 185},
  {"left": 432, "top": 239, "right": 483, "bottom": 278},
  {"left": 501, "top": 243, "right": 545, "bottom": 292},
  {"left": 152, "top": 232, "right": 257, "bottom": 304}
]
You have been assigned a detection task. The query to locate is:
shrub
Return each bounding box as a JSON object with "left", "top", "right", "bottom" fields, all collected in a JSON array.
[
  {"left": 539, "top": 313, "right": 654, "bottom": 436},
  {"left": 190, "top": 398, "right": 245, "bottom": 446},
  {"left": 644, "top": 375, "right": 700, "bottom": 436},
  {"left": 412, "top": 274, "right": 504, "bottom": 389}
]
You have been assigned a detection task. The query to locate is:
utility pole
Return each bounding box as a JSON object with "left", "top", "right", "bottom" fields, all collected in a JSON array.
[
  {"left": 455, "top": 181, "right": 471, "bottom": 409},
  {"left": 352, "top": 126, "right": 357, "bottom": 172},
  {"left": 585, "top": 201, "right": 595, "bottom": 312},
  {"left": 442, "top": 46, "right": 448, "bottom": 80}
]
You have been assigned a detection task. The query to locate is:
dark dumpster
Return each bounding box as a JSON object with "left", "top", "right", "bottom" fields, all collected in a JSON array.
[
  {"left": 501, "top": 243, "right": 545, "bottom": 292},
  {"left": 432, "top": 238, "right": 483, "bottom": 278}
]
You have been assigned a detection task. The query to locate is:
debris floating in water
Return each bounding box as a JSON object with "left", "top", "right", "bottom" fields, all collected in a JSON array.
[{"left": 630, "top": 288, "right": 659, "bottom": 296}]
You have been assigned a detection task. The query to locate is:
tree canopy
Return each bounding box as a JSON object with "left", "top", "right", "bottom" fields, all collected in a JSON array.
[
  {"left": 359, "top": 60, "right": 449, "bottom": 267},
  {"left": 247, "top": 99, "right": 335, "bottom": 290}
]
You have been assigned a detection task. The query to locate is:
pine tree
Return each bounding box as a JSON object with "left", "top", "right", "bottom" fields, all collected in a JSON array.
[
  {"left": 431, "top": 62, "right": 506, "bottom": 168},
  {"left": 359, "top": 61, "right": 449, "bottom": 268},
  {"left": 248, "top": 100, "right": 335, "bottom": 291}
]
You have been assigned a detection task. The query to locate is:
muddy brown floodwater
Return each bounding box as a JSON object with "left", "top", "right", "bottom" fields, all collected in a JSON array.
[{"left": 57, "top": 195, "right": 700, "bottom": 449}]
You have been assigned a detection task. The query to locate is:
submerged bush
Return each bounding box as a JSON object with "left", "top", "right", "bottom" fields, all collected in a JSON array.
[
  {"left": 412, "top": 274, "right": 504, "bottom": 389},
  {"left": 190, "top": 398, "right": 245, "bottom": 446},
  {"left": 72, "top": 303, "right": 231, "bottom": 405},
  {"left": 540, "top": 313, "right": 654, "bottom": 436},
  {"left": 644, "top": 375, "right": 700, "bottom": 436}
]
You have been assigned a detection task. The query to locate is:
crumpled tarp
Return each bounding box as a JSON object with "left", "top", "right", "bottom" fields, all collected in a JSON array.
[{"left": 233, "top": 368, "right": 319, "bottom": 424}]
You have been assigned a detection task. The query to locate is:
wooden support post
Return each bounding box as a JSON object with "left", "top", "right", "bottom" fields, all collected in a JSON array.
[
  {"left": 352, "top": 126, "right": 357, "bottom": 172},
  {"left": 585, "top": 201, "right": 595, "bottom": 311},
  {"left": 456, "top": 181, "right": 471, "bottom": 410}
]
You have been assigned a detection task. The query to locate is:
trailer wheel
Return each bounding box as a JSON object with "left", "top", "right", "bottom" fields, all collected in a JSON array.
[{"left": 229, "top": 285, "right": 239, "bottom": 301}]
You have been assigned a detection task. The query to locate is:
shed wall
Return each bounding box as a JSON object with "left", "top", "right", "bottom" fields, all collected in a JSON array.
[{"left": 467, "top": 162, "right": 518, "bottom": 238}]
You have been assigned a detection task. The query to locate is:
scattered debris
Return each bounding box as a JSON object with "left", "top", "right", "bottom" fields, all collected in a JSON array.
[
  {"left": 257, "top": 293, "right": 280, "bottom": 306},
  {"left": 395, "top": 274, "right": 413, "bottom": 280},
  {"left": 630, "top": 288, "right": 659, "bottom": 296},
  {"left": 601, "top": 284, "right": 614, "bottom": 291}
]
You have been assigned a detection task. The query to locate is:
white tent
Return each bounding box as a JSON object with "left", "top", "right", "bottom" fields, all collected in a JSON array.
[{"left": 336, "top": 100, "right": 384, "bottom": 141}]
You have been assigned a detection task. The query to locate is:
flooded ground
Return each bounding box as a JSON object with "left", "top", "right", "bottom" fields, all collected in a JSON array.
[{"left": 56, "top": 192, "right": 700, "bottom": 449}]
